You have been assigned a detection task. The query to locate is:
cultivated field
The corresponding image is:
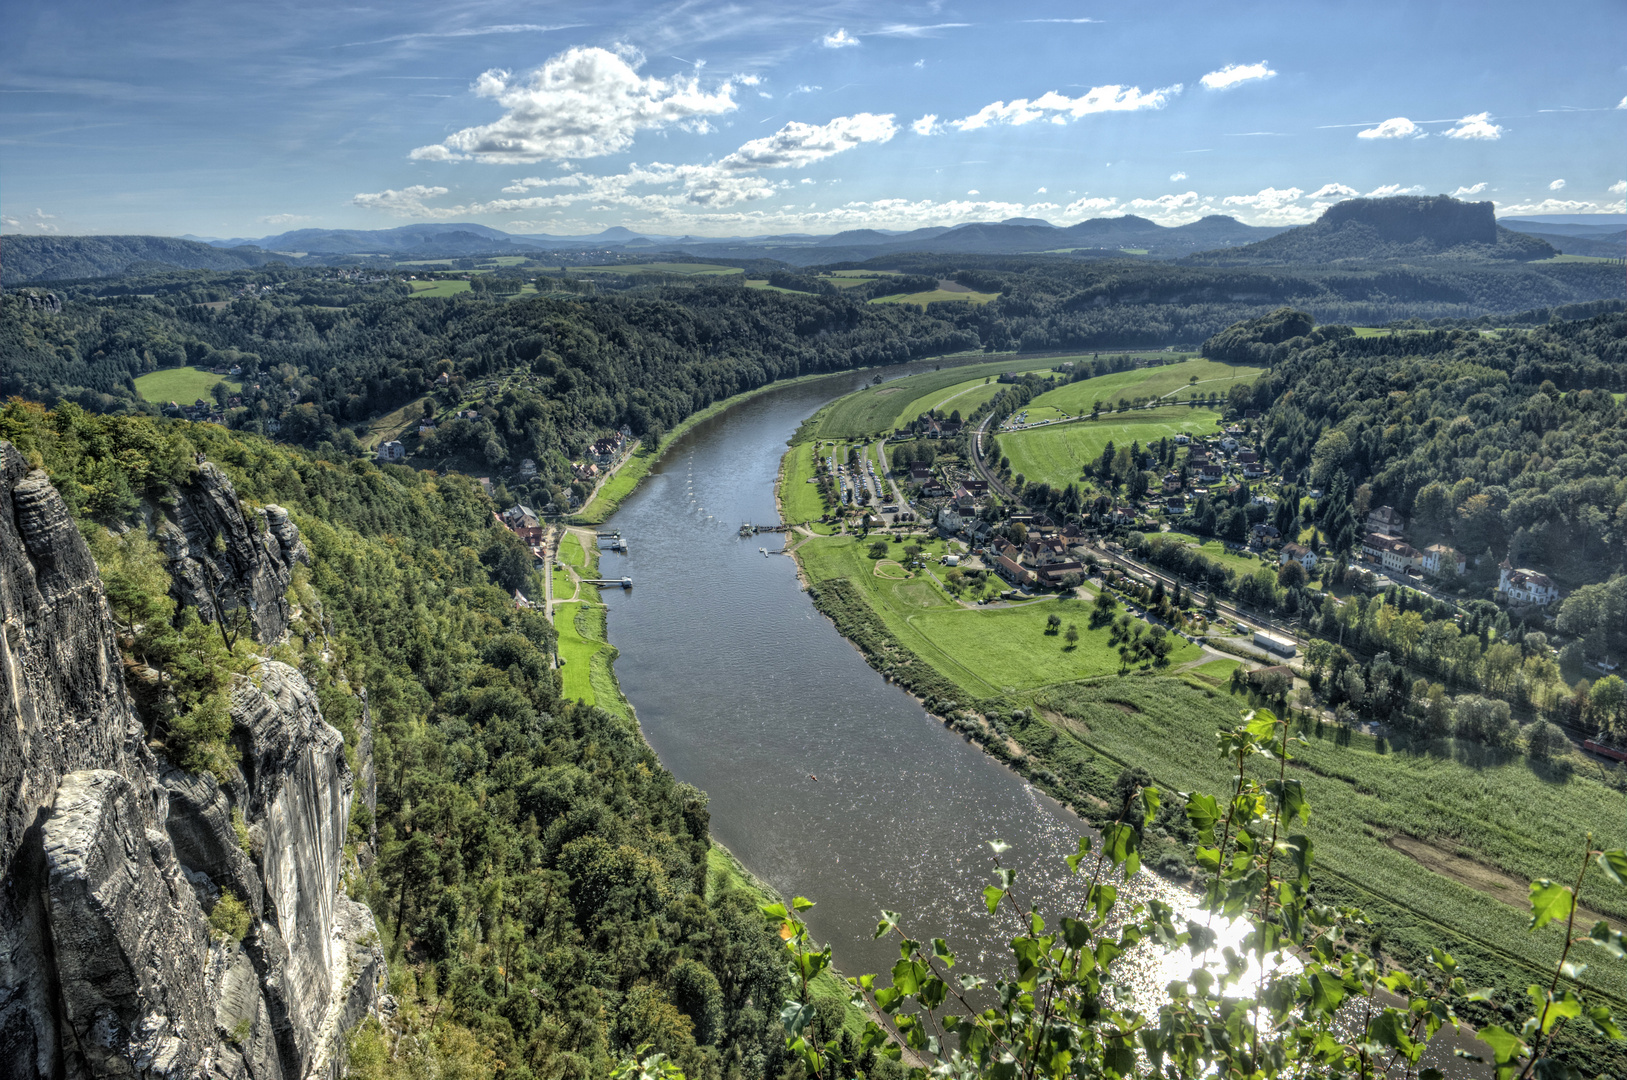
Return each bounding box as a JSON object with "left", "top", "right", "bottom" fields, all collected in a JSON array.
[
  {"left": 573, "top": 262, "right": 744, "bottom": 276},
  {"left": 407, "top": 278, "right": 471, "bottom": 298},
  {"left": 133, "top": 366, "right": 241, "bottom": 403},
  {"left": 870, "top": 287, "right": 999, "bottom": 308},
  {"left": 804, "top": 355, "right": 1059, "bottom": 440},
  {"left": 999, "top": 405, "right": 1223, "bottom": 488},
  {"left": 1019, "top": 357, "right": 1256, "bottom": 420}
]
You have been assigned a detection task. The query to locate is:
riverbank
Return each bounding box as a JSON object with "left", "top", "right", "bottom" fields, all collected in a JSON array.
[{"left": 776, "top": 392, "right": 1627, "bottom": 1048}]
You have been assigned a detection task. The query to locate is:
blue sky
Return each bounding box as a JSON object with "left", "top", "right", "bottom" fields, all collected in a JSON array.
[{"left": 2, "top": 0, "right": 1624, "bottom": 238}]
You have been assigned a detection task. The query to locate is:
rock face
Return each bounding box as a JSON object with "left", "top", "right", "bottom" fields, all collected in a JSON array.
[
  {"left": 160, "top": 463, "right": 309, "bottom": 645},
  {"left": 0, "top": 442, "right": 382, "bottom": 1080}
]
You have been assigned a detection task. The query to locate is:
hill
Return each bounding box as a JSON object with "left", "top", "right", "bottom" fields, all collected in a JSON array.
[
  {"left": 1, "top": 234, "right": 279, "bottom": 285},
  {"left": 1189, "top": 195, "right": 1558, "bottom": 264}
]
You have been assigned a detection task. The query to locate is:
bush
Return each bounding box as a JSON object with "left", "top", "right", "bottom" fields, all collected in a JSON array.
[
  {"left": 1527, "top": 720, "right": 1568, "bottom": 760},
  {"left": 209, "top": 890, "right": 252, "bottom": 943}
]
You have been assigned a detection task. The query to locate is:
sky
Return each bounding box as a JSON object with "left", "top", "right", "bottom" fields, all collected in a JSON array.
[{"left": 2, "top": 0, "right": 1624, "bottom": 239}]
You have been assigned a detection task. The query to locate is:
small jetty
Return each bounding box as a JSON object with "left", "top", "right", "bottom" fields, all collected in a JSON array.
[
  {"left": 585, "top": 577, "right": 634, "bottom": 589},
  {"left": 739, "top": 522, "right": 790, "bottom": 536}
]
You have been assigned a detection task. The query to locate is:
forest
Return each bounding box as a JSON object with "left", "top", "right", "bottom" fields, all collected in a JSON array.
[{"left": 0, "top": 402, "right": 826, "bottom": 1080}]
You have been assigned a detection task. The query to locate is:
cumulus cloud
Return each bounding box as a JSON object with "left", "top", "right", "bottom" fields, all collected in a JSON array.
[
  {"left": 409, "top": 46, "right": 739, "bottom": 163},
  {"left": 1450, "top": 182, "right": 1488, "bottom": 197},
  {"left": 1170, "top": 171, "right": 1187, "bottom": 182},
  {"left": 1364, "top": 183, "right": 1423, "bottom": 197},
  {"left": 967, "top": 189, "right": 980, "bottom": 195},
  {"left": 714, "top": 113, "right": 896, "bottom": 172},
  {"left": 1549, "top": 178, "right": 1566, "bottom": 191},
  {"left": 1619, "top": 96, "right": 1626, "bottom": 109},
  {"left": 1199, "top": 61, "right": 1276, "bottom": 91},
  {"left": 1307, "top": 183, "right": 1359, "bottom": 198},
  {"left": 1128, "top": 191, "right": 1199, "bottom": 212},
  {"left": 1442, "top": 112, "right": 1501, "bottom": 140},
  {"left": 954, "top": 82, "right": 1181, "bottom": 130},
  {"left": 1036, "top": 186, "right": 1047, "bottom": 193},
  {"left": 1495, "top": 196, "right": 1627, "bottom": 216},
  {"left": 1611, "top": 180, "right": 1627, "bottom": 194},
  {"left": 911, "top": 113, "right": 942, "bottom": 135},
  {"left": 352, "top": 185, "right": 454, "bottom": 216},
  {"left": 1357, "top": 116, "right": 1421, "bottom": 140},
  {"left": 822, "top": 28, "right": 859, "bottom": 48},
  {"left": 1063, "top": 196, "right": 1118, "bottom": 216}
]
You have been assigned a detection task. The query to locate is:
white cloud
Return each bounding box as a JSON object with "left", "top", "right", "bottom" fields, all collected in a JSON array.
[
  {"left": 2, "top": 208, "right": 60, "bottom": 233},
  {"left": 1363, "top": 183, "right": 1423, "bottom": 197},
  {"left": 800, "top": 177, "right": 815, "bottom": 184},
  {"left": 1494, "top": 196, "right": 1627, "bottom": 216},
  {"left": 1127, "top": 191, "right": 1199, "bottom": 213},
  {"left": 408, "top": 46, "right": 738, "bottom": 163},
  {"left": 822, "top": 28, "right": 859, "bottom": 48},
  {"left": 1307, "top": 183, "right": 1359, "bottom": 198},
  {"left": 758, "top": 91, "right": 772, "bottom": 99},
  {"left": 1611, "top": 180, "right": 1627, "bottom": 195},
  {"left": 1170, "top": 171, "right": 1187, "bottom": 182},
  {"left": 713, "top": 113, "right": 896, "bottom": 172},
  {"left": 787, "top": 84, "right": 821, "bottom": 96},
  {"left": 954, "top": 82, "right": 1181, "bottom": 130},
  {"left": 1063, "top": 196, "right": 1118, "bottom": 216},
  {"left": 1450, "top": 182, "right": 1488, "bottom": 197},
  {"left": 352, "top": 185, "right": 453, "bottom": 216},
  {"left": 870, "top": 23, "right": 971, "bottom": 37},
  {"left": 737, "top": 74, "right": 760, "bottom": 86},
  {"left": 1036, "top": 186, "right": 1047, "bottom": 193},
  {"left": 1618, "top": 96, "right": 1626, "bottom": 109},
  {"left": 1199, "top": 61, "right": 1276, "bottom": 91},
  {"left": 258, "top": 213, "right": 310, "bottom": 225},
  {"left": 911, "top": 113, "right": 942, "bottom": 135},
  {"left": 914, "top": 59, "right": 925, "bottom": 69},
  {"left": 1549, "top": 178, "right": 1566, "bottom": 191},
  {"left": 1356, "top": 116, "right": 1420, "bottom": 140},
  {"left": 1442, "top": 112, "right": 1502, "bottom": 140}
]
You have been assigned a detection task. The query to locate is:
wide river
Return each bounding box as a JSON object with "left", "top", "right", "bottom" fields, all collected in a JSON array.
[{"left": 598, "top": 366, "right": 1481, "bottom": 1073}]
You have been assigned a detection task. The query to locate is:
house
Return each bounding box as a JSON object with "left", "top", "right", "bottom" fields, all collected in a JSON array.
[
  {"left": 1280, "top": 543, "right": 1318, "bottom": 571},
  {"left": 935, "top": 506, "right": 964, "bottom": 534},
  {"left": 1499, "top": 562, "right": 1562, "bottom": 606},
  {"left": 1236, "top": 449, "right": 1259, "bottom": 465},
  {"left": 519, "top": 458, "right": 538, "bottom": 479},
  {"left": 377, "top": 440, "right": 406, "bottom": 463},
  {"left": 1242, "top": 462, "right": 1266, "bottom": 480},
  {"left": 921, "top": 481, "right": 949, "bottom": 498},
  {"left": 418, "top": 421, "right": 437, "bottom": 435},
  {"left": 571, "top": 461, "right": 599, "bottom": 481},
  {"left": 952, "top": 486, "right": 976, "bottom": 512},
  {"left": 1362, "top": 533, "right": 1422, "bottom": 573},
  {"left": 512, "top": 589, "right": 534, "bottom": 610},
  {"left": 1251, "top": 494, "right": 1277, "bottom": 507},
  {"left": 1367, "top": 505, "right": 1406, "bottom": 534},
  {"left": 1219, "top": 436, "right": 1239, "bottom": 452},
  {"left": 962, "top": 478, "right": 989, "bottom": 495},
  {"left": 994, "top": 554, "right": 1038, "bottom": 587},
  {"left": 1250, "top": 523, "right": 1281, "bottom": 544},
  {"left": 1422, "top": 543, "right": 1466, "bottom": 576},
  {"left": 1039, "top": 560, "right": 1085, "bottom": 585},
  {"left": 1173, "top": 433, "right": 1190, "bottom": 445},
  {"left": 1199, "top": 463, "right": 1224, "bottom": 481},
  {"left": 437, "top": 371, "right": 451, "bottom": 386},
  {"left": 909, "top": 463, "right": 932, "bottom": 482}
]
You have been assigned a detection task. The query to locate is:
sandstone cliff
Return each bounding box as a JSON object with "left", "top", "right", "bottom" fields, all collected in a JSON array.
[{"left": 0, "top": 442, "right": 383, "bottom": 1080}]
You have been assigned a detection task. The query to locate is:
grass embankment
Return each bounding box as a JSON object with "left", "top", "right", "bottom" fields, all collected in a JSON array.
[
  {"left": 573, "top": 369, "right": 860, "bottom": 525},
  {"left": 779, "top": 441, "right": 831, "bottom": 527},
  {"left": 133, "top": 367, "right": 241, "bottom": 403},
  {"left": 550, "top": 533, "right": 632, "bottom": 719},
  {"left": 1000, "top": 406, "right": 1223, "bottom": 489},
  {"left": 705, "top": 845, "right": 868, "bottom": 1040}
]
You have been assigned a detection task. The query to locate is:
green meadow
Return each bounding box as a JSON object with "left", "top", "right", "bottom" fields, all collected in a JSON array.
[
  {"left": 870, "top": 287, "right": 1000, "bottom": 308},
  {"left": 1000, "top": 405, "right": 1223, "bottom": 488},
  {"left": 804, "top": 355, "right": 1059, "bottom": 440},
  {"left": 133, "top": 366, "right": 241, "bottom": 403},
  {"left": 407, "top": 278, "right": 471, "bottom": 298},
  {"left": 573, "top": 262, "right": 744, "bottom": 276}
]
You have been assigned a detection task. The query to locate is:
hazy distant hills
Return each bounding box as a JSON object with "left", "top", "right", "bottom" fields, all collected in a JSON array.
[
  {"left": 6, "top": 196, "right": 1621, "bottom": 285},
  {"left": 1, "top": 234, "right": 278, "bottom": 284},
  {"left": 1188, "top": 196, "right": 1560, "bottom": 265}
]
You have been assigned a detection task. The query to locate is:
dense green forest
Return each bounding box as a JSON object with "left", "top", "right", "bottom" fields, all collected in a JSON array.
[{"left": 0, "top": 402, "right": 815, "bottom": 1080}]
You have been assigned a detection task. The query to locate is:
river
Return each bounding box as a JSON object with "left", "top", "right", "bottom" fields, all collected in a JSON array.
[{"left": 597, "top": 367, "right": 1484, "bottom": 1074}]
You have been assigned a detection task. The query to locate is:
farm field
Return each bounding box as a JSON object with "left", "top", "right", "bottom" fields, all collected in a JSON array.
[
  {"left": 573, "top": 262, "right": 744, "bottom": 276},
  {"left": 796, "top": 534, "right": 1202, "bottom": 697},
  {"left": 133, "top": 366, "right": 241, "bottom": 403},
  {"left": 804, "top": 354, "right": 1057, "bottom": 440},
  {"left": 1020, "top": 358, "right": 1257, "bottom": 419},
  {"left": 870, "top": 287, "right": 999, "bottom": 308},
  {"left": 1035, "top": 678, "right": 1627, "bottom": 1003},
  {"left": 999, "top": 405, "right": 1223, "bottom": 489},
  {"left": 407, "top": 278, "right": 471, "bottom": 297}
]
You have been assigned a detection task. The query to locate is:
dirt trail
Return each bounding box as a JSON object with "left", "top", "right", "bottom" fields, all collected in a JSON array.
[{"left": 1388, "top": 835, "right": 1622, "bottom": 930}]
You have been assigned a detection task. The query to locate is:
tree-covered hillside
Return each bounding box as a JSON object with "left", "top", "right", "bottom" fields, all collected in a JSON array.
[
  {"left": 0, "top": 402, "right": 811, "bottom": 1080},
  {"left": 1, "top": 233, "right": 280, "bottom": 283}
]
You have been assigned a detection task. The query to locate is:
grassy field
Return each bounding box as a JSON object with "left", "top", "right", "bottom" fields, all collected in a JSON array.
[
  {"left": 1034, "top": 678, "right": 1627, "bottom": 1004},
  {"left": 779, "top": 441, "right": 830, "bottom": 525},
  {"left": 573, "top": 262, "right": 744, "bottom": 276},
  {"left": 1001, "top": 406, "right": 1223, "bottom": 489},
  {"left": 796, "top": 534, "right": 1202, "bottom": 697},
  {"left": 871, "top": 288, "right": 999, "bottom": 308},
  {"left": 133, "top": 366, "right": 241, "bottom": 403},
  {"left": 803, "top": 355, "right": 1059, "bottom": 441},
  {"left": 554, "top": 602, "right": 604, "bottom": 704},
  {"left": 357, "top": 395, "right": 433, "bottom": 451},
  {"left": 407, "top": 279, "right": 471, "bottom": 298},
  {"left": 1018, "top": 358, "right": 1256, "bottom": 421},
  {"left": 557, "top": 532, "right": 587, "bottom": 569},
  {"left": 1159, "top": 531, "right": 1270, "bottom": 579}
]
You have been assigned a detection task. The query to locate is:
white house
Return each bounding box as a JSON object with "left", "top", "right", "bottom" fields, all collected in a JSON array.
[
  {"left": 1280, "top": 542, "right": 1318, "bottom": 571},
  {"left": 935, "top": 506, "right": 964, "bottom": 534},
  {"left": 377, "top": 440, "right": 406, "bottom": 463},
  {"left": 1421, "top": 543, "right": 1466, "bottom": 577},
  {"left": 1499, "top": 562, "right": 1561, "bottom": 606}
]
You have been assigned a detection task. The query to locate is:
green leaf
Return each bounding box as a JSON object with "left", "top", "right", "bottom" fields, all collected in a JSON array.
[
  {"left": 791, "top": 896, "right": 815, "bottom": 913},
  {"left": 780, "top": 1000, "right": 815, "bottom": 1035},
  {"left": 1309, "top": 970, "right": 1346, "bottom": 1016},
  {"left": 1597, "top": 850, "right": 1627, "bottom": 887},
  {"left": 983, "top": 886, "right": 1004, "bottom": 915},
  {"left": 987, "top": 839, "right": 1011, "bottom": 856},
  {"left": 760, "top": 903, "right": 787, "bottom": 921},
  {"left": 1184, "top": 792, "right": 1221, "bottom": 842},
  {"left": 1246, "top": 708, "right": 1279, "bottom": 741},
  {"left": 1529, "top": 880, "right": 1574, "bottom": 932},
  {"left": 1065, "top": 834, "right": 1093, "bottom": 873}
]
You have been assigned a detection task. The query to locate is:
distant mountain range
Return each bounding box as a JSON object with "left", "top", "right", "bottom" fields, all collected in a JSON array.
[
  {"left": 5, "top": 197, "right": 1620, "bottom": 285},
  {"left": 1187, "top": 197, "right": 1563, "bottom": 265}
]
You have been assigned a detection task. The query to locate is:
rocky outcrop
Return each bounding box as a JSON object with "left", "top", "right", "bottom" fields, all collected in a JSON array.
[
  {"left": 160, "top": 463, "right": 308, "bottom": 645},
  {"left": 0, "top": 443, "right": 381, "bottom": 1080}
]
